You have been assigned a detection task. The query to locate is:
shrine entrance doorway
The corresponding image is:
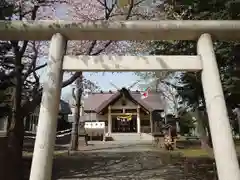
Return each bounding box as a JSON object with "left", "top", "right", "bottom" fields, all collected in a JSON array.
[{"left": 112, "top": 115, "right": 137, "bottom": 133}]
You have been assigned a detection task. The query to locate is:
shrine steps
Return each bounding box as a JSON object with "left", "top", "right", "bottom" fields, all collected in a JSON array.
[{"left": 110, "top": 133, "right": 153, "bottom": 141}]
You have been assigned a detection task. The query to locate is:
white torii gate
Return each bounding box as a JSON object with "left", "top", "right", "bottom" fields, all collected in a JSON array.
[{"left": 0, "top": 20, "right": 240, "bottom": 180}]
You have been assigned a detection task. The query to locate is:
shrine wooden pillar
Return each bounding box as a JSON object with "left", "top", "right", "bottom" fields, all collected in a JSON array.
[
  {"left": 108, "top": 106, "right": 112, "bottom": 134},
  {"left": 137, "top": 105, "right": 141, "bottom": 133}
]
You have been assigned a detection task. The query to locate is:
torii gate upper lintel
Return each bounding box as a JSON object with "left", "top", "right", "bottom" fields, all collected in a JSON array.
[
  {"left": 0, "top": 20, "right": 239, "bottom": 180},
  {"left": 0, "top": 20, "right": 240, "bottom": 41}
]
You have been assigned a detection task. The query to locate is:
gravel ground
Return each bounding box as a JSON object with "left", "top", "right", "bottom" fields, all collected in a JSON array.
[
  {"left": 52, "top": 142, "right": 186, "bottom": 180},
  {"left": 24, "top": 141, "right": 216, "bottom": 180}
]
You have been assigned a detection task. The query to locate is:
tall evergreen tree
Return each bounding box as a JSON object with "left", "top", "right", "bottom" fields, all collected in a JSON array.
[{"left": 136, "top": 0, "right": 240, "bottom": 148}]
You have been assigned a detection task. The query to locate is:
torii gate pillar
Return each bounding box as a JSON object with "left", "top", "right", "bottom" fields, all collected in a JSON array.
[
  {"left": 29, "top": 33, "right": 67, "bottom": 180},
  {"left": 198, "top": 33, "right": 240, "bottom": 180}
]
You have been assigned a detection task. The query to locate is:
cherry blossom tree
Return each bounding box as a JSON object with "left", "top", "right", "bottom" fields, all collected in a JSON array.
[
  {"left": 1, "top": 0, "right": 160, "bottom": 179},
  {"left": 0, "top": 1, "right": 69, "bottom": 180},
  {"left": 66, "top": 0, "right": 156, "bottom": 55},
  {"left": 62, "top": 0, "right": 159, "bottom": 150}
]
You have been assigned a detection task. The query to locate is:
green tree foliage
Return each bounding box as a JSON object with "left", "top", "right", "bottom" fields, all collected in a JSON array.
[
  {"left": 135, "top": 0, "right": 240, "bottom": 139},
  {"left": 151, "top": 0, "right": 240, "bottom": 117},
  {"left": 0, "top": 1, "right": 14, "bottom": 20},
  {"left": 178, "top": 112, "right": 195, "bottom": 135},
  {"left": 0, "top": 1, "right": 14, "bottom": 118}
]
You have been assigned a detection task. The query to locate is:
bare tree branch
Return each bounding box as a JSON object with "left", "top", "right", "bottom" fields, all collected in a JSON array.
[{"left": 21, "top": 0, "right": 148, "bottom": 116}]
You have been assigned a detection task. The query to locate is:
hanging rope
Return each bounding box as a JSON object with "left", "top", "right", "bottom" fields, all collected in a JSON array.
[{"left": 116, "top": 113, "right": 132, "bottom": 121}]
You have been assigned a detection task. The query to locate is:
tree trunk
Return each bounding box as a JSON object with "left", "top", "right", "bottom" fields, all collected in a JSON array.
[
  {"left": 235, "top": 108, "right": 240, "bottom": 135},
  {"left": 195, "top": 110, "right": 213, "bottom": 156},
  {"left": 7, "top": 117, "right": 24, "bottom": 180},
  {"left": 70, "top": 76, "right": 83, "bottom": 151},
  {"left": 6, "top": 48, "right": 24, "bottom": 180},
  {"left": 206, "top": 124, "right": 213, "bottom": 148}
]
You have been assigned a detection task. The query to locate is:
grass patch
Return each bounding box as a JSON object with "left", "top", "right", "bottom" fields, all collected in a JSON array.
[
  {"left": 176, "top": 148, "right": 210, "bottom": 158},
  {"left": 23, "top": 150, "right": 68, "bottom": 158}
]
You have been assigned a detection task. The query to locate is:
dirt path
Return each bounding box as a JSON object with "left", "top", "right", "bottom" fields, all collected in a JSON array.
[{"left": 52, "top": 142, "right": 185, "bottom": 180}]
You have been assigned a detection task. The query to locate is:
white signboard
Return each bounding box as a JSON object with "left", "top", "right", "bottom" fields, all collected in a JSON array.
[
  {"left": 84, "top": 122, "right": 105, "bottom": 137},
  {"left": 84, "top": 122, "right": 105, "bottom": 129}
]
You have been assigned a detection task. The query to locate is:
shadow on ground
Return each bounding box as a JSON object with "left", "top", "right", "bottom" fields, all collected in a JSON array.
[
  {"left": 23, "top": 135, "right": 70, "bottom": 153},
  {"left": 23, "top": 143, "right": 218, "bottom": 180}
]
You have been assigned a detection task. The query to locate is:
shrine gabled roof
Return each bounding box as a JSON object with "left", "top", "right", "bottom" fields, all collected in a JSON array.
[{"left": 83, "top": 88, "right": 165, "bottom": 113}]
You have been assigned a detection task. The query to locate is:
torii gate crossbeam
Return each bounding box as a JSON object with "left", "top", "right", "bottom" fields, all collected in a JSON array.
[{"left": 0, "top": 20, "right": 239, "bottom": 180}]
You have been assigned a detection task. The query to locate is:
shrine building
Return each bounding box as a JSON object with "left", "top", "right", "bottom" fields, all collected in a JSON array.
[{"left": 81, "top": 88, "right": 165, "bottom": 140}]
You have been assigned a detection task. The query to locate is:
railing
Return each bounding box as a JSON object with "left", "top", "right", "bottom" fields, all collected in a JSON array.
[{"left": 24, "top": 128, "right": 72, "bottom": 139}]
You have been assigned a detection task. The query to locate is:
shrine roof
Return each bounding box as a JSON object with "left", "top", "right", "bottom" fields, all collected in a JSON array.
[{"left": 83, "top": 88, "right": 165, "bottom": 113}]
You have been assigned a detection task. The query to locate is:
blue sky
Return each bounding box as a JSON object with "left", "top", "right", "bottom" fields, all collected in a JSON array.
[
  {"left": 52, "top": 3, "right": 145, "bottom": 98},
  {"left": 45, "top": 2, "right": 162, "bottom": 100},
  {"left": 84, "top": 72, "right": 140, "bottom": 90},
  {"left": 61, "top": 72, "right": 141, "bottom": 98},
  {"left": 37, "top": 4, "right": 145, "bottom": 99}
]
